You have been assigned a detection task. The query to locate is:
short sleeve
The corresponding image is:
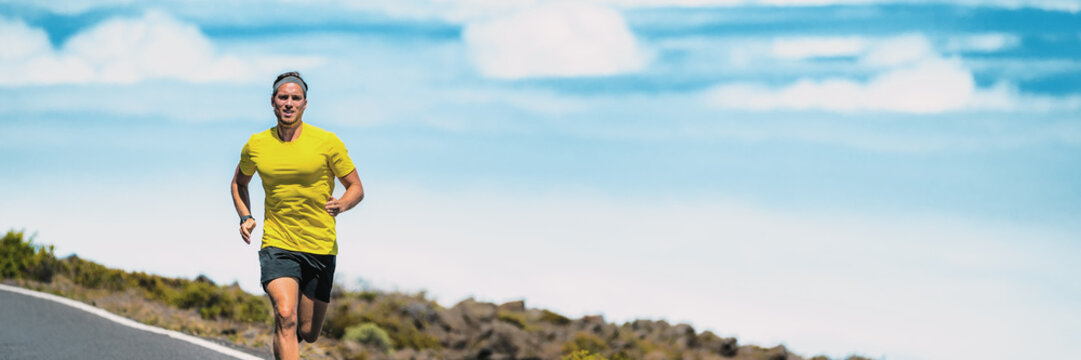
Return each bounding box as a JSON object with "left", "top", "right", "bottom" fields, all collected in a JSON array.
[
  {"left": 239, "top": 140, "right": 257, "bottom": 176},
  {"left": 327, "top": 134, "right": 355, "bottom": 177}
]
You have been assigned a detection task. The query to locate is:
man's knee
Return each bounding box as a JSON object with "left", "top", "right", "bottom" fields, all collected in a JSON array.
[{"left": 274, "top": 305, "right": 297, "bottom": 331}]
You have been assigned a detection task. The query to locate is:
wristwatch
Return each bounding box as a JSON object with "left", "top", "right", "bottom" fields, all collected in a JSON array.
[{"left": 240, "top": 215, "right": 254, "bottom": 225}]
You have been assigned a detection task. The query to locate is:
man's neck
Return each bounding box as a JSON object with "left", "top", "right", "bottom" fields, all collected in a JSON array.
[{"left": 277, "top": 121, "right": 303, "bottom": 142}]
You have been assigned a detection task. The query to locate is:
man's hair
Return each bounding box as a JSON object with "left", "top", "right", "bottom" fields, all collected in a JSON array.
[{"left": 272, "top": 71, "right": 308, "bottom": 97}]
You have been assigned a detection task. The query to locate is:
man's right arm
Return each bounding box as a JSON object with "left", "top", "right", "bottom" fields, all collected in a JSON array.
[{"left": 231, "top": 165, "right": 256, "bottom": 244}]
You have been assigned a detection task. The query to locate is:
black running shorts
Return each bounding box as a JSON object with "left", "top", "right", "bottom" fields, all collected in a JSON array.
[{"left": 259, "top": 246, "right": 336, "bottom": 302}]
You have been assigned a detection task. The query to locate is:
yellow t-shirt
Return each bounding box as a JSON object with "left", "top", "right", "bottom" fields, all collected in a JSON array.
[{"left": 239, "top": 122, "right": 355, "bottom": 255}]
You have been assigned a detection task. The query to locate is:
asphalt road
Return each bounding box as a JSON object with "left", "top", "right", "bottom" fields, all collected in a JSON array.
[{"left": 0, "top": 288, "right": 265, "bottom": 360}]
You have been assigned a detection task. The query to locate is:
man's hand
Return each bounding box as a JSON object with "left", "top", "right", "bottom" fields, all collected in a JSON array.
[
  {"left": 240, "top": 218, "right": 256, "bottom": 244},
  {"left": 326, "top": 196, "right": 343, "bottom": 217}
]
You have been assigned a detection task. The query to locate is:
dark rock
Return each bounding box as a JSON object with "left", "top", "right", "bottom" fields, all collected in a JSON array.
[
  {"left": 194, "top": 274, "right": 215, "bottom": 285},
  {"left": 666, "top": 323, "right": 697, "bottom": 349},
  {"left": 696, "top": 331, "right": 738, "bottom": 357},
  {"left": 454, "top": 299, "right": 497, "bottom": 325},
  {"left": 582, "top": 315, "right": 605, "bottom": 324},
  {"left": 402, "top": 301, "right": 439, "bottom": 329},
  {"left": 498, "top": 300, "right": 526, "bottom": 312},
  {"left": 438, "top": 306, "right": 468, "bottom": 331},
  {"left": 475, "top": 322, "right": 527, "bottom": 359},
  {"left": 761, "top": 345, "right": 788, "bottom": 360},
  {"left": 631, "top": 319, "right": 653, "bottom": 331},
  {"left": 718, "top": 338, "right": 738, "bottom": 357}
]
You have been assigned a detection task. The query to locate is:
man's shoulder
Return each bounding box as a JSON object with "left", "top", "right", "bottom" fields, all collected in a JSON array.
[
  {"left": 302, "top": 123, "right": 343, "bottom": 144},
  {"left": 303, "top": 123, "right": 335, "bottom": 138},
  {"left": 246, "top": 127, "right": 277, "bottom": 144}
]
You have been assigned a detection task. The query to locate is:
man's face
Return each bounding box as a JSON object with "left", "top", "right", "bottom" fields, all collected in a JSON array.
[{"left": 272, "top": 83, "right": 307, "bottom": 126}]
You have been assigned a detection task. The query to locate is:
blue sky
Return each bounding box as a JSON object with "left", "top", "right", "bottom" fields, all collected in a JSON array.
[{"left": 1, "top": 1, "right": 1079, "bottom": 359}]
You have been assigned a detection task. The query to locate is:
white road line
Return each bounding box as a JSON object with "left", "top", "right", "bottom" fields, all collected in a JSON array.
[{"left": 0, "top": 283, "right": 264, "bottom": 360}]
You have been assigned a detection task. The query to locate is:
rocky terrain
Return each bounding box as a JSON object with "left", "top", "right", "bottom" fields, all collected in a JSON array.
[{"left": 2, "top": 230, "right": 870, "bottom": 360}]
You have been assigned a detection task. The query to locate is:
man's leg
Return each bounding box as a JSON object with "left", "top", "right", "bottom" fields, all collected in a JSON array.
[
  {"left": 297, "top": 294, "right": 329, "bottom": 343},
  {"left": 266, "top": 277, "right": 300, "bottom": 360}
]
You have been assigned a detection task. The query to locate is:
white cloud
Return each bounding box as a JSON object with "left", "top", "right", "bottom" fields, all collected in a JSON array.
[
  {"left": 705, "top": 33, "right": 1074, "bottom": 114},
  {"left": 601, "top": 0, "right": 1081, "bottom": 13},
  {"left": 968, "top": 81, "right": 1081, "bottom": 113},
  {"left": 771, "top": 36, "right": 868, "bottom": 60},
  {"left": 858, "top": 34, "right": 937, "bottom": 68},
  {"left": 462, "top": 1, "right": 648, "bottom": 79},
  {"left": 961, "top": 0, "right": 1081, "bottom": 12},
  {"left": 770, "top": 32, "right": 1019, "bottom": 63},
  {"left": 708, "top": 57, "right": 977, "bottom": 113},
  {"left": 0, "top": 12, "right": 322, "bottom": 86},
  {"left": 0, "top": 16, "right": 96, "bottom": 85},
  {"left": 944, "top": 33, "right": 1021, "bottom": 53},
  {"left": 0, "top": 18, "right": 52, "bottom": 61}
]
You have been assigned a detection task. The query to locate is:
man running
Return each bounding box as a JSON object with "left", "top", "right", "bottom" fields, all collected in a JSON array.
[{"left": 229, "top": 71, "right": 364, "bottom": 360}]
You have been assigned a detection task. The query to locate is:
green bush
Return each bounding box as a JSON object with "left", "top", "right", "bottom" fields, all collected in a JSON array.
[
  {"left": 343, "top": 323, "right": 394, "bottom": 352},
  {"left": 357, "top": 298, "right": 441, "bottom": 350},
  {"left": 232, "top": 288, "right": 271, "bottom": 323},
  {"left": 357, "top": 290, "right": 379, "bottom": 302},
  {"left": 65, "top": 255, "right": 128, "bottom": 290},
  {"left": 325, "top": 302, "right": 367, "bottom": 339},
  {"left": 0, "top": 230, "right": 33, "bottom": 278},
  {"left": 563, "top": 349, "right": 609, "bottom": 360},
  {"left": 562, "top": 331, "right": 609, "bottom": 356},
  {"left": 173, "top": 280, "right": 228, "bottom": 318},
  {"left": 1, "top": 230, "right": 65, "bottom": 282},
  {"left": 129, "top": 271, "right": 180, "bottom": 303},
  {"left": 541, "top": 309, "right": 571, "bottom": 325},
  {"left": 497, "top": 310, "right": 528, "bottom": 329},
  {"left": 170, "top": 277, "right": 269, "bottom": 322}
]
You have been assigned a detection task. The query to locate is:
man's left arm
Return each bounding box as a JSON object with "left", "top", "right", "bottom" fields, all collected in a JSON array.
[{"left": 326, "top": 169, "right": 363, "bottom": 216}]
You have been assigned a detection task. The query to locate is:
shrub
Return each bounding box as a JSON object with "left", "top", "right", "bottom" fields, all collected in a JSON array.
[
  {"left": 173, "top": 280, "right": 230, "bottom": 319},
  {"left": 357, "top": 290, "right": 378, "bottom": 302},
  {"left": 562, "top": 331, "right": 609, "bottom": 356},
  {"left": 0, "top": 230, "right": 32, "bottom": 278},
  {"left": 563, "top": 349, "right": 609, "bottom": 360},
  {"left": 169, "top": 279, "right": 270, "bottom": 322},
  {"left": 361, "top": 298, "right": 441, "bottom": 350},
  {"left": 232, "top": 288, "right": 270, "bottom": 323},
  {"left": 497, "top": 309, "right": 527, "bottom": 329},
  {"left": 66, "top": 255, "right": 127, "bottom": 290},
  {"left": 541, "top": 309, "right": 571, "bottom": 325},
  {"left": 326, "top": 302, "right": 367, "bottom": 339},
  {"left": 129, "top": 271, "right": 180, "bottom": 303},
  {"left": 0, "top": 230, "right": 65, "bottom": 282},
  {"left": 343, "top": 323, "right": 394, "bottom": 352},
  {"left": 383, "top": 318, "right": 441, "bottom": 350}
]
